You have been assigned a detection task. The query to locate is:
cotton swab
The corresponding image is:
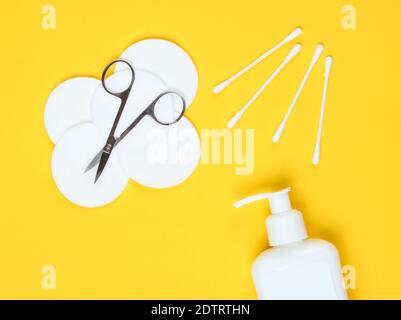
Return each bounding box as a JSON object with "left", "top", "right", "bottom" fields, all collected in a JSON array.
[
  {"left": 227, "top": 44, "right": 302, "bottom": 129},
  {"left": 272, "top": 44, "right": 324, "bottom": 143},
  {"left": 312, "top": 56, "right": 333, "bottom": 165},
  {"left": 213, "top": 27, "right": 302, "bottom": 94}
]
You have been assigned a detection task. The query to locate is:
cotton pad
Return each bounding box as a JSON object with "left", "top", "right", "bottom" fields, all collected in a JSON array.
[
  {"left": 116, "top": 116, "right": 200, "bottom": 189},
  {"left": 91, "top": 69, "right": 168, "bottom": 139},
  {"left": 51, "top": 123, "right": 129, "bottom": 208},
  {"left": 116, "top": 39, "right": 198, "bottom": 107},
  {"left": 44, "top": 77, "right": 99, "bottom": 144}
]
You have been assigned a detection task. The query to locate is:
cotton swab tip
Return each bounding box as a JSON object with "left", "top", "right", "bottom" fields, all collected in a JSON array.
[
  {"left": 213, "top": 81, "right": 228, "bottom": 94},
  {"left": 325, "top": 55, "right": 333, "bottom": 67},
  {"left": 325, "top": 56, "right": 333, "bottom": 77},
  {"left": 287, "top": 43, "right": 302, "bottom": 59},
  {"left": 316, "top": 43, "right": 325, "bottom": 53},
  {"left": 227, "top": 111, "right": 244, "bottom": 129},
  {"left": 272, "top": 123, "right": 284, "bottom": 143},
  {"left": 311, "top": 44, "right": 325, "bottom": 64},
  {"left": 312, "top": 147, "right": 320, "bottom": 166},
  {"left": 284, "top": 27, "right": 303, "bottom": 43}
]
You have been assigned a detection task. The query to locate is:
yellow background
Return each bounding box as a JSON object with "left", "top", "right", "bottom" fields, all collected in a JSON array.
[{"left": 1, "top": 0, "right": 400, "bottom": 299}]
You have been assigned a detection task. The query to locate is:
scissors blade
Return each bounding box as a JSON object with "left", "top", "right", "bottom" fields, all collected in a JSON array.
[
  {"left": 94, "top": 137, "right": 117, "bottom": 183},
  {"left": 84, "top": 137, "right": 122, "bottom": 174},
  {"left": 84, "top": 149, "right": 103, "bottom": 173},
  {"left": 94, "top": 151, "right": 111, "bottom": 183}
]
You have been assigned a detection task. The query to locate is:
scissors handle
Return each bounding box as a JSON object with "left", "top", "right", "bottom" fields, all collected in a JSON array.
[
  {"left": 101, "top": 60, "right": 135, "bottom": 98},
  {"left": 147, "top": 91, "right": 186, "bottom": 125},
  {"left": 102, "top": 60, "right": 135, "bottom": 140},
  {"left": 118, "top": 92, "right": 186, "bottom": 142}
]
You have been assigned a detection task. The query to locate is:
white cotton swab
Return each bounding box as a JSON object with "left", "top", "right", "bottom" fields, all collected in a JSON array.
[
  {"left": 213, "top": 27, "right": 302, "bottom": 94},
  {"left": 272, "top": 44, "right": 324, "bottom": 143},
  {"left": 227, "top": 44, "right": 302, "bottom": 129},
  {"left": 313, "top": 56, "right": 333, "bottom": 166}
]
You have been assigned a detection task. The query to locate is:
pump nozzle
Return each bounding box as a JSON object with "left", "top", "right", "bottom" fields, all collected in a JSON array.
[
  {"left": 234, "top": 187, "right": 308, "bottom": 246},
  {"left": 234, "top": 187, "right": 292, "bottom": 214}
]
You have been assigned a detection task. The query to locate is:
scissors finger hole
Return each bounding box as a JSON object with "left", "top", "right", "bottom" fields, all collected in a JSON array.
[
  {"left": 152, "top": 92, "right": 186, "bottom": 125},
  {"left": 101, "top": 60, "right": 135, "bottom": 96}
]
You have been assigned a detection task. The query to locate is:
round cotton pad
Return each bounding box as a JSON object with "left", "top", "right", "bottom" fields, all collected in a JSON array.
[
  {"left": 51, "top": 123, "right": 129, "bottom": 208},
  {"left": 116, "top": 116, "right": 200, "bottom": 189},
  {"left": 44, "top": 77, "right": 99, "bottom": 144},
  {"left": 91, "top": 69, "right": 168, "bottom": 139},
  {"left": 116, "top": 39, "right": 198, "bottom": 107}
]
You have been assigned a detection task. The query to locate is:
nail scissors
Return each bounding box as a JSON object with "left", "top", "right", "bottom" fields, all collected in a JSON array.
[{"left": 87, "top": 60, "right": 186, "bottom": 183}]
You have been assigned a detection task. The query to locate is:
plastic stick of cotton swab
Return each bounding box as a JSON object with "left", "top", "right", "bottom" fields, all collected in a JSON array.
[
  {"left": 213, "top": 27, "right": 302, "bottom": 94},
  {"left": 312, "top": 56, "right": 333, "bottom": 165},
  {"left": 272, "top": 44, "right": 324, "bottom": 143},
  {"left": 227, "top": 44, "right": 302, "bottom": 129}
]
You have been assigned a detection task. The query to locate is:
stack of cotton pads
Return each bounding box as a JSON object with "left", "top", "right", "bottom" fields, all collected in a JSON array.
[{"left": 45, "top": 39, "right": 200, "bottom": 208}]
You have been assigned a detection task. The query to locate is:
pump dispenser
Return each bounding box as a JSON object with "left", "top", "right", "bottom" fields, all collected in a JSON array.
[{"left": 235, "top": 188, "right": 348, "bottom": 300}]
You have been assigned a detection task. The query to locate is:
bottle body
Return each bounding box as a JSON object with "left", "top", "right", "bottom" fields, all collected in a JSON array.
[{"left": 252, "top": 239, "right": 347, "bottom": 300}]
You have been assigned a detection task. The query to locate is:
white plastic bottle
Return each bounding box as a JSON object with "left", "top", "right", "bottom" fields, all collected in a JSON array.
[{"left": 234, "top": 188, "right": 348, "bottom": 300}]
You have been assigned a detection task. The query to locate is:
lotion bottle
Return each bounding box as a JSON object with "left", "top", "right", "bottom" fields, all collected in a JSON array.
[{"left": 234, "top": 188, "right": 348, "bottom": 300}]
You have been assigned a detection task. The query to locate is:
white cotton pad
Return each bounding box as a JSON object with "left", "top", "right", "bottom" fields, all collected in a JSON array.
[
  {"left": 44, "top": 77, "right": 99, "bottom": 144},
  {"left": 91, "top": 69, "right": 168, "bottom": 139},
  {"left": 116, "top": 116, "right": 200, "bottom": 189},
  {"left": 51, "top": 123, "right": 129, "bottom": 208},
  {"left": 116, "top": 39, "right": 198, "bottom": 107}
]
